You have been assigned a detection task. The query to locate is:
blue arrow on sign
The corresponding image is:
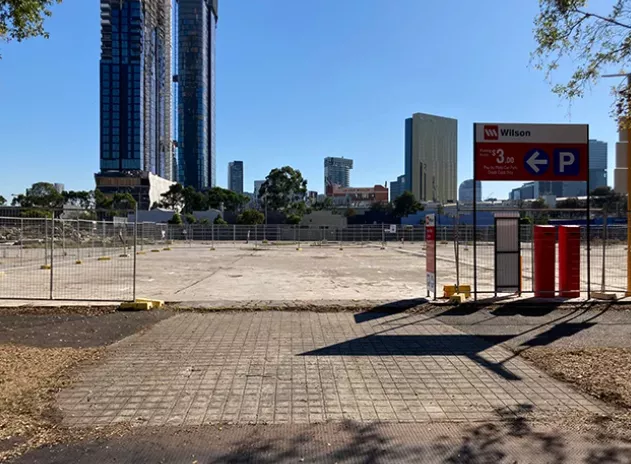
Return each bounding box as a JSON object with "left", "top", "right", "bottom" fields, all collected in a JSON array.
[{"left": 524, "top": 149, "right": 550, "bottom": 175}]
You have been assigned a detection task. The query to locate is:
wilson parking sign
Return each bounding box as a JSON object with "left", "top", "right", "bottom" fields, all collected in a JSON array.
[{"left": 474, "top": 123, "right": 588, "bottom": 182}]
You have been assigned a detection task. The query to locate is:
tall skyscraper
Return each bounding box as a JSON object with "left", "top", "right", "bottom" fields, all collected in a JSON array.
[
  {"left": 404, "top": 113, "right": 457, "bottom": 203},
  {"left": 589, "top": 139, "right": 608, "bottom": 190},
  {"left": 176, "top": 0, "right": 218, "bottom": 190},
  {"left": 458, "top": 179, "right": 482, "bottom": 204},
  {"left": 228, "top": 161, "right": 244, "bottom": 194},
  {"left": 99, "top": 0, "right": 172, "bottom": 179},
  {"left": 324, "top": 157, "right": 353, "bottom": 188}
]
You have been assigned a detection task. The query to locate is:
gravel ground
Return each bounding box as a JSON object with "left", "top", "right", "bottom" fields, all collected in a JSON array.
[
  {"left": 522, "top": 347, "right": 631, "bottom": 410},
  {"left": 0, "top": 308, "right": 174, "bottom": 461}
]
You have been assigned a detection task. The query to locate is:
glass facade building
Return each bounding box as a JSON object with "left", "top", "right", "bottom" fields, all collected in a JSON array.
[
  {"left": 404, "top": 113, "right": 458, "bottom": 203},
  {"left": 99, "top": 0, "right": 172, "bottom": 179},
  {"left": 324, "top": 157, "right": 353, "bottom": 188},
  {"left": 228, "top": 161, "right": 244, "bottom": 194},
  {"left": 177, "top": 0, "right": 218, "bottom": 190}
]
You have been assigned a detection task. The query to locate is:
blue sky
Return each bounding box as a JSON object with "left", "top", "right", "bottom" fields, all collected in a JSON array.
[{"left": 0, "top": 0, "right": 622, "bottom": 201}]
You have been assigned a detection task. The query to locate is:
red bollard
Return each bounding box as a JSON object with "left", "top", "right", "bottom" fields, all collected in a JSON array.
[
  {"left": 558, "top": 226, "right": 581, "bottom": 298},
  {"left": 534, "top": 225, "right": 556, "bottom": 298}
]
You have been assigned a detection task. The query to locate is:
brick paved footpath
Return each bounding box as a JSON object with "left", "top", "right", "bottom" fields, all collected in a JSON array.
[{"left": 59, "top": 312, "right": 604, "bottom": 426}]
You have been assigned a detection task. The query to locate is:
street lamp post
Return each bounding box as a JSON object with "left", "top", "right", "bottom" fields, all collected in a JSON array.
[{"left": 602, "top": 73, "right": 631, "bottom": 296}]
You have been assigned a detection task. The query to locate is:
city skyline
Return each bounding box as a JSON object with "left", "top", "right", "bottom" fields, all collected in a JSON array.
[{"left": 0, "top": 0, "right": 623, "bottom": 201}]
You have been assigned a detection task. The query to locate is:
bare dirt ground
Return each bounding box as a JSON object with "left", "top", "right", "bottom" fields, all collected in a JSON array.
[{"left": 0, "top": 307, "right": 174, "bottom": 461}]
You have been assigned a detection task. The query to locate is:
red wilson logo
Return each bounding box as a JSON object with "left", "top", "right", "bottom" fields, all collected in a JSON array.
[{"left": 483, "top": 125, "right": 499, "bottom": 140}]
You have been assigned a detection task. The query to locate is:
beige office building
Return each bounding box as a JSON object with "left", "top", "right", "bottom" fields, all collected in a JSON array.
[{"left": 404, "top": 113, "right": 457, "bottom": 203}]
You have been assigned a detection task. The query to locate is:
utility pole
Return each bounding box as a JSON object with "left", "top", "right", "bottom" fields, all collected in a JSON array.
[{"left": 603, "top": 73, "right": 631, "bottom": 296}]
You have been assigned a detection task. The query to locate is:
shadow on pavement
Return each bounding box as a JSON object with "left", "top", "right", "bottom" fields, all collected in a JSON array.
[
  {"left": 15, "top": 405, "right": 631, "bottom": 463},
  {"left": 354, "top": 298, "right": 428, "bottom": 324},
  {"left": 301, "top": 334, "right": 520, "bottom": 380}
]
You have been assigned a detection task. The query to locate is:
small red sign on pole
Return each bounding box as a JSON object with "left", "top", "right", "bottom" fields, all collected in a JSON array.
[{"left": 426, "top": 214, "right": 436, "bottom": 298}]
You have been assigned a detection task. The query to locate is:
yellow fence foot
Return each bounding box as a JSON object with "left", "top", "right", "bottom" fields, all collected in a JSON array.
[
  {"left": 97, "top": 256, "right": 111, "bottom": 261},
  {"left": 75, "top": 260, "right": 83, "bottom": 265},
  {"left": 40, "top": 264, "right": 51, "bottom": 270}
]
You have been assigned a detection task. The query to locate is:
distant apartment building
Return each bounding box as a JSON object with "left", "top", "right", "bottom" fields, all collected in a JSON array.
[
  {"left": 389, "top": 175, "right": 405, "bottom": 202},
  {"left": 325, "top": 184, "right": 388, "bottom": 207},
  {"left": 458, "top": 179, "right": 481, "bottom": 204},
  {"left": 324, "top": 157, "right": 353, "bottom": 188},
  {"left": 176, "top": 0, "right": 219, "bottom": 190},
  {"left": 228, "top": 161, "right": 244, "bottom": 194},
  {"left": 404, "top": 113, "right": 457, "bottom": 203}
]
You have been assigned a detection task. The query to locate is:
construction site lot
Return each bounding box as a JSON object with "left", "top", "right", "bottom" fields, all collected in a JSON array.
[{"left": 0, "top": 240, "right": 626, "bottom": 302}]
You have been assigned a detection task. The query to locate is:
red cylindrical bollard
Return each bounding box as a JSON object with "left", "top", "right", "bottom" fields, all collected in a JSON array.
[
  {"left": 558, "top": 225, "right": 581, "bottom": 298},
  {"left": 534, "top": 225, "right": 556, "bottom": 298}
]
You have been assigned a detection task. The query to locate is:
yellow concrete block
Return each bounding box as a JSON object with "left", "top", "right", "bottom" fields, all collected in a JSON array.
[
  {"left": 443, "top": 285, "right": 471, "bottom": 299},
  {"left": 449, "top": 293, "right": 466, "bottom": 304},
  {"left": 135, "top": 298, "right": 165, "bottom": 308},
  {"left": 118, "top": 301, "right": 152, "bottom": 311},
  {"left": 119, "top": 254, "right": 130, "bottom": 258},
  {"left": 151, "top": 249, "right": 161, "bottom": 253},
  {"left": 136, "top": 251, "right": 146, "bottom": 255},
  {"left": 40, "top": 264, "right": 51, "bottom": 270},
  {"left": 339, "top": 247, "right": 343, "bottom": 251},
  {"left": 75, "top": 260, "right": 83, "bottom": 265},
  {"left": 163, "top": 247, "right": 171, "bottom": 251},
  {"left": 209, "top": 247, "right": 216, "bottom": 251},
  {"left": 443, "top": 285, "right": 456, "bottom": 298},
  {"left": 296, "top": 247, "right": 302, "bottom": 251},
  {"left": 97, "top": 256, "right": 111, "bottom": 261}
]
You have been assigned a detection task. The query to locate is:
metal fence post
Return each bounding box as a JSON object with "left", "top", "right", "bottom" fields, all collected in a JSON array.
[
  {"left": 133, "top": 207, "right": 137, "bottom": 301},
  {"left": 233, "top": 224, "right": 236, "bottom": 246},
  {"left": 601, "top": 211, "right": 608, "bottom": 292},
  {"left": 212, "top": 223, "right": 215, "bottom": 249},
  {"left": 50, "top": 216, "right": 55, "bottom": 299},
  {"left": 44, "top": 217, "right": 49, "bottom": 266}
]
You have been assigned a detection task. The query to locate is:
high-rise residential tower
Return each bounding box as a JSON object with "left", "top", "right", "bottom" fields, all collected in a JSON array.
[
  {"left": 176, "top": 0, "right": 218, "bottom": 190},
  {"left": 99, "top": 0, "right": 172, "bottom": 179},
  {"left": 228, "top": 161, "right": 244, "bottom": 194},
  {"left": 324, "top": 157, "right": 353, "bottom": 188},
  {"left": 404, "top": 113, "right": 457, "bottom": 203}
]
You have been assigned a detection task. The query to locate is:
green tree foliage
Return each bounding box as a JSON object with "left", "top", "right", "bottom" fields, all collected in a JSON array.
[
  {"left": 168, "top": 213, "right": 183, "bottom": 225},
  {"left": 393, "top": 191, "right": 423, "bottom": 217},
  {"left": 0, "top": 195, "right": 6, "bottom": 206},
  {"left": 532, "top": 0, "right": 631, "bottom": 121},
  {"left": 259, "top": 167, "right": 307, "bottom": 211},
  {"left": 12, "top": 182, "right": 64, "bottom": 209},
  {"left": 285, "top": 214, "right": 301, "bottom": 225},
  {"left": 63, "top": 190, "right": 93, "bottom": 210},
  {"left": 206, "top": 187, "right": 249, "bottom": 212},
  {"left": 0, "top": 0, "right": 61, "bottom": 56},
  {"left": 237, "top": 209, "right": 265, "bottom": 225},
  {"left": 183, "top": 213, "right": 196, "bottom": 224},
  {"left": 213, "top": 216, "right": 227, "bottom": 225},
  {"left": 159, "top": 183, "right": 185, "bottom": 210},
  {"left": 591, "top": 185, "right": 626, "bottom": 215},
  {"left": 531, "top": 198, "right": 550, "bottom": 224},
  {"left": 182, "top": 186, "right": 207, "bottom": 213}
]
